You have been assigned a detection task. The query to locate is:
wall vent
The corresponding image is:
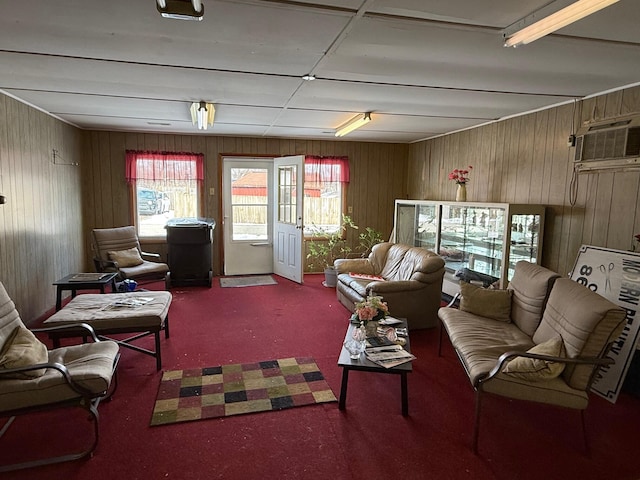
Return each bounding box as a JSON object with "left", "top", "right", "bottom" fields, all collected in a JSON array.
[{"left": 574, "top": 115, "right": 640, "bottom": 162}]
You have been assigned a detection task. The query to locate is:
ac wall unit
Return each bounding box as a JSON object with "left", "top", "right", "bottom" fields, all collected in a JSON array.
[{"left": 574, "top": 114, "right": 640, "bottom": 163}]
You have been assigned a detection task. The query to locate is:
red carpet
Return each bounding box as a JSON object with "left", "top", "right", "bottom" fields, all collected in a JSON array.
[{"left": 3, "top": 274, "right": 640, "bottom": 480}]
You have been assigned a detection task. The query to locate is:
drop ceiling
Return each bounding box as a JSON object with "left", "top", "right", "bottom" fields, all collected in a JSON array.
[{"left": 0, "top": 0, "right": 638, "bottom": 143}]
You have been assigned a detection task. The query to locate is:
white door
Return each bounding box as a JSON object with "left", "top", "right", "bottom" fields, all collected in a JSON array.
[
  {"left": 222, "top": 158, "right": 273, "bottom": 275},
  {"left": 273, "top": 155, "right": 304, "bottom": 284}
]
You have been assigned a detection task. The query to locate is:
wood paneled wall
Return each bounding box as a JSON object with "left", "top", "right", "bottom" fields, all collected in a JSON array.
[
  {"left": 82, "top": 133, "right": 409, "bottom": 275},
  {"left": 408, "top": 84, "right": 640, "bottom": 276},
  {"left": 0, "top": 93, "right": 84, "bottom": 323}
]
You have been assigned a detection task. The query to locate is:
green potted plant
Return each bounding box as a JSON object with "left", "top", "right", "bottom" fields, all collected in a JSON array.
[
  {"left": 357, "top": 226, "right": 384, "bottom": 258},
  {"left": 306, "top": 215, "right": 358, "bottom": 287}
]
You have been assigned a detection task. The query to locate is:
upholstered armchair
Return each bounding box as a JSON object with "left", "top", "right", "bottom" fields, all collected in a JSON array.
[
  {"left": 0, "top": 281, "right": 120, "bottom": 472},
  {"left": 91, "top": 226, "right": 169, "bottom": 283}
]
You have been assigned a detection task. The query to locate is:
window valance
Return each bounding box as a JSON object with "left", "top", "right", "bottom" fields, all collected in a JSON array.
[
  {"left": 304, "top": 156, "right": 349, "bottom": 184},
  {"left": 125, "top": 150, "right": 204, "bottom": 182}
]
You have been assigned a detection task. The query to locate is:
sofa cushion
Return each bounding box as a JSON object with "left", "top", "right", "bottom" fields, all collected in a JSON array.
[
  {"left": 108, "top": 247, "right": 144, "bottom": 267},
  {"left": 459, "top": 282, "right": 512, "bottom": 322},
  {"left": 0, "top": 341, "right": 119, "bottom": 412},
  {"left": 379, "top": 244, "right": 412, "bottom": 280},
  {"left": 0, "top": 325, "right": 48, "bottom": 379},
  {"left": 438, "top": 307, "right": 534, "bottom": 385},
  {"left": 508, "top": 261, "right": 560, "bottom": 337},
  {"left": 533, "top": 278, "right": 626, "bottom": 390},
  {"left": 336, "top": 273, "right": 370, "bottom": 298},
  {"left": 503, "top": 337, "right": 566, "bottom": 381}
]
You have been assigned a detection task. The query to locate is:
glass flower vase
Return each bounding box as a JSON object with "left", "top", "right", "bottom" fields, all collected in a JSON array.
[{"left": 344, "top": 325, "right": 367, "bottom": 359}]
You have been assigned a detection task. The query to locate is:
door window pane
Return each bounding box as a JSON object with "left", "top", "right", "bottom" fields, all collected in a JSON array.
[
  {"left": 277, "top": 166, "right": 297, "bottom": 225},
  {"left": 231, "top": 167, "right": 268, "bottom": 241}
]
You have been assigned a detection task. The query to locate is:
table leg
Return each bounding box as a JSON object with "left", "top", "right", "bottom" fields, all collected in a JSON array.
[
  {"left": 338, "top": 368, "right": 350, "bottom": 410},
  {"left": 401, "top": 372, "right": 409, "bottom": 416},
  {"left": 55, "top": 287, "right": 63, "bottom": 311}
]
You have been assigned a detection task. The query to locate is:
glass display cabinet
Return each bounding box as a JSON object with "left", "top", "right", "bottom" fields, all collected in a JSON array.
[{"left": 393, "top": 200, "right": 545, "bottom": 296}]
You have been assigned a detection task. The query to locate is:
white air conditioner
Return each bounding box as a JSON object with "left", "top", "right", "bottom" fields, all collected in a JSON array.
[{"left": 574, "top": 114, "right": 640, "bottom": 163}]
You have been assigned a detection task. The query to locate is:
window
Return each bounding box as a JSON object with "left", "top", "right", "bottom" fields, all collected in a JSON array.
[
  {"left": 303, "top": 156, "right": 349, "bottom": 236},
  {"left": 126, "top": 150, "right": 204, "bottom": 238}
]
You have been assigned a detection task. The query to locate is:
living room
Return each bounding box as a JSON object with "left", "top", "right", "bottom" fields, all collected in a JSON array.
[{"left": 1, "top": 1, "right": 640, "bottom": 478}]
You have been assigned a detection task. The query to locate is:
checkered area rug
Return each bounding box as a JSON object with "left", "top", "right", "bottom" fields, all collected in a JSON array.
[{"left": 150, "top": 357, "right": 337, "bottom": 426}]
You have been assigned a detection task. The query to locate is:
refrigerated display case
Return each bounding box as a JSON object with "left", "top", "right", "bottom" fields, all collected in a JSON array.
[{"left": 392, "top": 200, "right": 545, "bottom": 296}]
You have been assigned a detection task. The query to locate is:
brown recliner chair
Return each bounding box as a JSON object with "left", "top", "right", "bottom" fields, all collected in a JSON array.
[
  {"left": 0, "top": 281, "right": 120, "bottom": 472},
  {"left": 334, "top": 242, "right": 445, "bottom": 329},
  {"left": 91, "top": 226, "right": 169, "bottom": 283}
]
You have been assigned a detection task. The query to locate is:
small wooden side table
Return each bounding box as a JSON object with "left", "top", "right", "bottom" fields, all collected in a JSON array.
[{"left": 53, "top": 273, "right": 118, "bottom": 311}]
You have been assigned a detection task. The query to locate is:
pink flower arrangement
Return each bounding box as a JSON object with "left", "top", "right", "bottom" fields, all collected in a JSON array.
[
  {"left": 354, "top": 295, "right": 389, "bottom": 323},
  {"left": 448, "top": 166, "right": 473, "bottom": 185}
]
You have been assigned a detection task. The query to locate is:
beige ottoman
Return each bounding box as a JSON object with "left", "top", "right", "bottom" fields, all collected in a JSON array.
[{"left": 44, "top": 291, "right": 172, "bottom": 370}]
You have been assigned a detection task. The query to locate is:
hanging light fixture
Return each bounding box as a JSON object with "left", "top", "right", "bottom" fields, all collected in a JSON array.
[
  {"left": 335, "top": 112, "right": 372, "bottom": 137},
  {"left": 156, "top": 0, "right": 204, "bottom": 21},
  {"left": 504, "top": 0, "right": 620, "bottom": 48},
  {"left": 190, "top": 101, "right": 215, "bottom": 130}
]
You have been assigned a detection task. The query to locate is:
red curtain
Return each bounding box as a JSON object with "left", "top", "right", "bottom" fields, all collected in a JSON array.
[
  {"left": 304, "top": 155, "right": 349, "bottom": 184},
  {"left": 125, "top": 150, "right": 204, "bottom": 182}
]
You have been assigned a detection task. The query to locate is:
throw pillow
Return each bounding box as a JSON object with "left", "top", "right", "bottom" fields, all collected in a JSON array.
[
  {"left": 503, "top": 337, "right": 566, "bottom": 381},
  {"left": 459, "top": 282, "right": 512, "bottom": 322},
  {"left": 0, "top": 325, "right": 48, "bottom": 378},
  {"left": 108, "top": 247, "right": 144, "bottom": 267}
]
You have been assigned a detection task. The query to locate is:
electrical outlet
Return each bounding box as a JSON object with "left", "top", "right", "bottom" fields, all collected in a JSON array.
[
  {"left": 567, "top": 135, "right": 576, "bottom": 147},
  {"left": 209, "top": 187, "right": 215, "bottom": 196},
  {"left": 348, "top": 206, "right": 353, "bottom": 213}
]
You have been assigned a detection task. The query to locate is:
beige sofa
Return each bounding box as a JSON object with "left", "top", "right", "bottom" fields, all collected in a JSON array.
[
  {"left": 334, "top": 242, "right": 445, "bottom": 329},
  {"left": 438, "top": 261, "right": 626, "bottom": 452}
]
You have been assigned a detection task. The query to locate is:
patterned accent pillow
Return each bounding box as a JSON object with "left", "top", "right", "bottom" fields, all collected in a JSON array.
[
  {"left": 0, "top": 325, "right": 48, "bottom": 378},
  {"left": 109, "top": 247, "right": 144, "bottom": 267},
  {"left": 503, "top": 337, "right": 566, "bottom": 381},
  {"left": 459, "top": 281, "right": 512, "bottom": 322}
]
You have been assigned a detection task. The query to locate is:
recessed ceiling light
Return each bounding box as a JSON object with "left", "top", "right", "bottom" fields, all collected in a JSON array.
[{"left": 302, "top": 74, "right": 316, "bottom": 81}]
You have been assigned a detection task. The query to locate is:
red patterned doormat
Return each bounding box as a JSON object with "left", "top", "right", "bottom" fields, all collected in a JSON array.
[{"left": 150, "top": 357, "right": 337, "bottom": 426}]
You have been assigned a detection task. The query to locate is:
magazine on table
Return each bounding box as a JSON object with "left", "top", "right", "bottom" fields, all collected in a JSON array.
[
  {"left": 69, "top": 273, "right": 110, "bottom": 281},
  {"left": 378, "top": 316, "right": 403, "bottom": 326}
]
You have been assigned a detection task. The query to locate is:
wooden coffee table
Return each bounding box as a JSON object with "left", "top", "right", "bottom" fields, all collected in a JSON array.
[
  {"left": 53, "top": 273, "right": 118, "bottom": 311},
  {"left": 337, "top": 319, "right": 412, "bottom": 416}
]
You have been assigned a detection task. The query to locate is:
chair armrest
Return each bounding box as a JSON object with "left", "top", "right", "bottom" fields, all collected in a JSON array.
[
  {"left": 479, "top": 350, "right": 614, "bottom": 385},
  {"left": 31, "top": 323, "right": 100, "bottom": 342},
  {"left": 140, "top": 251, "right": 161, "bottom": 260},
  {"left": 0, "top": 361, "right": 97, "bottom": 397},
  {"left": 445, "top": 293, "right": 460, "bottom": 308}
]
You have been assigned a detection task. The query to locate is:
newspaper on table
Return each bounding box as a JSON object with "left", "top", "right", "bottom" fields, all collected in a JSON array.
[
  {"left": 364, "top": 344, "right": 416, "bottom": 369},
  {"left": 101, "top": 297, "right": 154, "bottom": 311}
]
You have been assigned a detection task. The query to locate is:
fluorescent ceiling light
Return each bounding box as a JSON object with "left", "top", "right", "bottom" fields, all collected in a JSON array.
[
  {"left": 504, "top": 0, "right": 620, "bottom": 48},
  {"left": 335, "top": 112, "right": 372, "bottom": 137},
  {"left": 190, "top": 101, "right": 215, "bottom": 130},
  {"left": 156, "top": 0, "right": 204, "bottom": 21}
]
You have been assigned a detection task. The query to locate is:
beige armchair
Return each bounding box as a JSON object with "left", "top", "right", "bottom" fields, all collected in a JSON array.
[
  {"left": 334, "top": 242, "right": 445, "bottom": 329},
  {"left": 92, "top": 226, "right": 169, "bottom": 283},
  {"left": 0, "top": 281, "right": 120, "bottom": 472}
]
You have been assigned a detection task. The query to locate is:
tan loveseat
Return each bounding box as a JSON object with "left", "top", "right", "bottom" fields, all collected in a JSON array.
[
  {"left": 438, "top": 261, "right": 626, "bottom": 452},
  {"left": 334, "top": 242, "right": 445, "bottom": 329}
]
